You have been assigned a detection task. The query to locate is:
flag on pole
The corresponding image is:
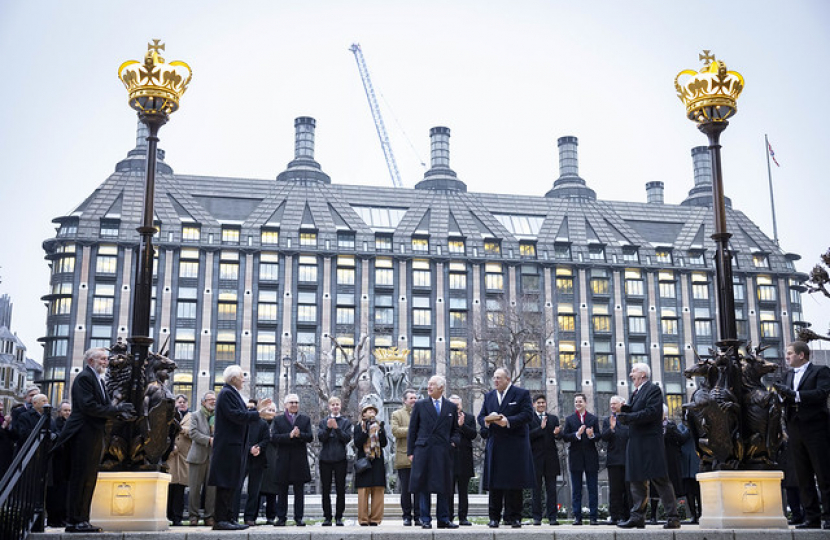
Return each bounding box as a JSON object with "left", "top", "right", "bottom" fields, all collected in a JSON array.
[{"left": 767, "top": 142, "right": 780, "bottom": 167}]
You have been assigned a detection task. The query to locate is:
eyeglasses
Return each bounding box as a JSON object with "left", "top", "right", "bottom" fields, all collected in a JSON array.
[{"left": 286, "top": 401, "right": 299, "bottom": 404}]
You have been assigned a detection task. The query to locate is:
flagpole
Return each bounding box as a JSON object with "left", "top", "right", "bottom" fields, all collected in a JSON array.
[{"left": 765, "top": 133, "right": 779, "bottom": 245}]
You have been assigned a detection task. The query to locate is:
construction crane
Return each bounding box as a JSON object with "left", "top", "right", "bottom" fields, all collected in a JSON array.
[{"left": 349, "top": 43, "right": 404, "bottom": 188}]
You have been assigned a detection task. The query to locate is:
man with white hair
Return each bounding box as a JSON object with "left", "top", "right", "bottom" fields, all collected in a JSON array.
[
  {"left": 207, "top": 365, "right": 275, "bottom": 531},
  {"left": 601, "top": 395, "right": 630, "bottom": 525},
  {"left": 15, "top": 393, "right": 54, "bottom": 441},
  {"left": 408, "top": 375, "right": 460, "bottom": 528},
  {"left": 616, "top": 362, "right": 680, "bottom": 529},
  {"left": 270, "top": 392, "right": 313, "bottom": 526}
]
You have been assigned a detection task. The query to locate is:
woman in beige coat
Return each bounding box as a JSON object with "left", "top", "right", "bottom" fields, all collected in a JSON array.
[{"left": 167, "top": 395, "right": 192, "bottom": 526}]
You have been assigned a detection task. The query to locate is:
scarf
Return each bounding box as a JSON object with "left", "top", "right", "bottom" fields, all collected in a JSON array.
[
  {"left": 362, "top": 421, "right": 382, "bottom": 459},
  {"left": 202, "top": 405, "right": 215, "bottom": 434}
]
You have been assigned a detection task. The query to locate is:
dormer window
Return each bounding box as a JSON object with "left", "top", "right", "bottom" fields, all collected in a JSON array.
[
  {"left": 412, "top": 236, "right": 429, "bottom": 253},
  {"left": 222, "top": 226, "right": 240, "bottom": 245},
  {"left": 100, "top": 220, "right": 120, "bottom": 238},
  {"left": 300, "top": 231, "right": 317, "bottom": 248},
  {"left": 484, "top": 240, "right": 501, "bottom": 256}
]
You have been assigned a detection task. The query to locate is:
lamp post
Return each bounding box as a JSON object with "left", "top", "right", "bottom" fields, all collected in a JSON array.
[{"left": 118, "top": 41, "right": 191, "bottom": 449}]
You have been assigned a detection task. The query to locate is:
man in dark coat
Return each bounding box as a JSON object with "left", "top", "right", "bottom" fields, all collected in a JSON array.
[
  {"left": 617, "top": 362, "right": 680, "bottom": 529},
  {"left": 317, "top": 395, "right": 352, "bottom": 526},
  {"left": 678, "top": 414, "right": 701, "bottom": 524},
  {"left": 53, "top": 348, "right": 135, "bottom": 534},
  {"left": 529, "top": 394, "right": 561, "bottom": 526},
  {"left": 601, "top": 395, "right": 630, "bottom": 525},
  {"left": 270, "top": 392, "right": 313, "bottom": 526},
  {"left": 448, "top": 394, "right": 476, "bottom": 526},
  {"left": 774, "top": 341, "right": 830, "bottom": 530},
  {"left": 207, "top": 365, "right": 274, "bottom": 531},
  {"left": 242, "top": 400, "right": 271, "bottom": 526},
  {"left": 408, "top": 375, "right": 460, "bottom": 529},
  {"left": 562, "top": 392, "right": 600, "bottom": 525},
  {"left": 15, "top": 393, "right": 55, "bottom": 442},
  {"left": 477, "top": 367, "right": 535, "bottom": 528}
]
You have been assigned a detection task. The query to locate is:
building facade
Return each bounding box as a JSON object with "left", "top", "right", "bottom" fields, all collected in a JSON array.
[
  {"left": 40, "top": 117, "right": 806, "bottom": 418},
  {"left": 0, "top": 294, "right": 40, "bottom": 410}
]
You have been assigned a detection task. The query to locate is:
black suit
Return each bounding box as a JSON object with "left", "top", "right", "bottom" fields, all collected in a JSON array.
[
  {"left": 242, "top": 418, "right": 270, "bottom": 522},
  {"left": 562, "top": 411, "right": 600, "bottom": 521},
  {"left": 529, "top": 412, "right": 560, "bottom": 522},
  {"left": 450, "top": 410, "right": 476, "bottom": 522},
  {"left": 53, "top": 365, "right": 123, "bottom": 528},
  {"left": 601, "top": 416, "right": 630, "bottom": 522},
  {"left": 317, "top": 415, "right": 352, "bottom": 521},
  {"left": 270, "top": 412, "right": 313, "bottom": 521},
  {"left": 781, "top": 362, "right": 830, "bottom": 523}
]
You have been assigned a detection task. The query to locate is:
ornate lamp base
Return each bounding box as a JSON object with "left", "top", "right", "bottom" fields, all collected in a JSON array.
[
  {"left": 697, "top": 470, "right": 787, "bottom": 529},
  {"left": 90, "top": 471, "right": 171, "bottom": 531}
]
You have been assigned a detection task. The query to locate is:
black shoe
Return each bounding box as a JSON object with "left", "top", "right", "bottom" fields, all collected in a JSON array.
[
  {"left": 511, "top": 520, "right": 522, "bottom": 528},
  {"left": 72, "top": 522, "right": 102, "bottom": 533},
  {"left": 648, "top": 517, "right": 658, "bottom": 525},
  {"left": 422, "top": 522, "right": 432, "bottom": 529},
  {"left": 607, "top": 519, "right": 619, "bottom": 525},
  {"left": 403, "top": 518, "right": 412, "bottom": 526},
  {"left": 618, "top": 518, "right": 645, "bottom": 529},
  {"left": 295, "top": 519, "right": 306, "bottom": 526},
  {"left": 369, "top": 522, "right": 378, "bottom": 526},
  {"left": 459, "top": 519, "right": 472, "bottom": 526},
  {"left": 171, "top": 520, "right": 183, "bottom": 526},
  {"left": 414, "top": 519, "right": 423, "bottom": 526},
  {"left": 796, "top": 521, "right": 821, "bottom": 529},
  {"left": 274, "top": 519, "right": 287, "bottom": 526},
  {"left": 213, "top": 521, "right": 239, "bottom": 531},
  {"left": 438, "top": 521, "right": 459, "bottom": 529},
  {"left": 691, "top": 516, "right": 699, "bottom": 524},
  {"left": 533, "top": 519, "right": 542, "bottom": 526},
  {"left": 360, "top": 523, "right": 369, "bottom": 526},
  {"left": 590, "top": 518, "right": 600, "bottom": 526},
  {"left": 265, "top": 519, "right": 275, "bottom": 525},
  {"left": 664, "top": 519, "right": 680, "bottom": 529},
  {"left": 322, "top": 519, "right": 332, "bottom": 526},
  {"left": 488, "top": 520, "right": 499, "bottom": 528},
  {"left": 823, "top": 520, "right": 830, "bottom": 530},
  {"left": 244, "top": 520, "right": 256, "bottom": 526},
  {"left": 573, "top": 519, "right": 582, "bottom": 526},
  {"left": 336, "top": 519, "right": 344, "bottom": 526},
  {"left": 550, "top": 520, "right": 560, "bottom": 526}
]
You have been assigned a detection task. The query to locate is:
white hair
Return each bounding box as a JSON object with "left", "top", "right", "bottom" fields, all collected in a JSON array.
[
  {"left": 610, "top": 395, "right": 626, "bottom": 405},
  {"left": 429, "top": 375, "right": 446, "bottom": 390},
  {"left": 83, "top": 347, "right": 108, "bottom": 365},
  {"left": 223, "top": 364, "right": 243, "bottom": 384},
  {"left": 631, "top": 362, "right": 651, "bottom": 378},
  {"left": 284, "top": 393, "right": 299, "bottom": 405}
]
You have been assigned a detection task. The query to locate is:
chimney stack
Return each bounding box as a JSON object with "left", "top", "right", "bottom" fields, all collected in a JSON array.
[
  {"left": 545, "top": 136, "right": 596, "bottom": 200},
  {"left": 558, "top": 136, "right": 579, "bottom": 177},
  {"left": 277, "top": 116, "right": 330, "bottom": 184},
  {"left": 646, "top": 181, "right": 665, "bottom": 204},
  {"left": 429, "top": 126, "right": 451, "bottom": 169},
  {"left": 294, "top": 116, "right": 316, "bottom": 160},
  {"left": 681, "top": 145, "right": 730, "bottom": 207},
  {"left": 415, "top": 126, "right": 466, "bottom": 192}
]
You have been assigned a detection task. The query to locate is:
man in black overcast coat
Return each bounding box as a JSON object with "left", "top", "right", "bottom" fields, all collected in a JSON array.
[
  {"left": 601, "top": 395, "right": 630, "bottom": 525},
  {"left": 270, "top": 392, "right": 313, "bottom": 526},
  {"left": 448, "top": 394, "right": 476, "bottom": 526},
  {"left": 529, "top": 394, "right": 561, "bottom": 526}
]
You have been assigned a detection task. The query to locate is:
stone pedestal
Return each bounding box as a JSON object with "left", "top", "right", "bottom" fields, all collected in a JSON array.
[
  {"left": 90, "top": 471, "right": 170, "bottom": 531},
  {"left": 697, "top": 470, "right": 787, "bottom": 529}
]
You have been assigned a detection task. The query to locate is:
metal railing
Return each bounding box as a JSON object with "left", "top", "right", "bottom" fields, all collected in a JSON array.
[{"left": 0, "top": 406, "right": 52, "bottom": 540}]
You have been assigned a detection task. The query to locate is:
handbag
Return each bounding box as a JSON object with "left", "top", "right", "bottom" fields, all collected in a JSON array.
[{"left": 354, "top": 456, "right": 371, "bottom": 474}]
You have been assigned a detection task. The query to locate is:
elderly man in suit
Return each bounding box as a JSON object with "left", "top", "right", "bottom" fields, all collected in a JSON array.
[
  {"left": 408, "top": 375, "right": 460, "bottom": 529},
  {"left": 529, "top": 394, "right": 561, "bottom": 526},
  {"left": 774, "top": 341, "right": 830, "bottom": 530},
  {"left": 207, "top": 365, "right": 274, "bottom": 531},
  {"left": 601, "top": 395, "right": 630, "bottom": 525},
  {"left": 448, "top": 394, "right": 476, "bottom": 526},
  {"left": 186, "top": 392, "right": 216, "bottom": 526},
  {"left": 270, "top": 393, "right": 313, "bottom": 526},
  {"left": 563, "top": 393, "right": 600, "bottom": 525},
  {"left": 616, "top": 362, "right": 680, "bottom": 530},
  {"left": 53, "top": 348, "right": 135, "bottom": 534},
  {"left": 477, "top": 367, "right": 535, "bottom": 528}
]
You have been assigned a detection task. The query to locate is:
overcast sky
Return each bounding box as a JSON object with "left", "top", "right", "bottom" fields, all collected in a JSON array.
[{"left": 1, "top": 1, "right": 828, "bottom": 362}]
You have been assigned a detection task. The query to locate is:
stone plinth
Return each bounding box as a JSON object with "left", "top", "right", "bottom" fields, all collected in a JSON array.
[
  {"left": 90, "top": 471, "right": 170, "bottom": 531},
  {"left": 697, "top": 470, "right": 787, "bottom": 529}
]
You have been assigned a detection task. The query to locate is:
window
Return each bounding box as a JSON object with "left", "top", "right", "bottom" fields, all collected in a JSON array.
[
  {"left": 258, "top": 290, "right": 278, "bottom": 323},
  {"left": 753, "top": 254, "right": 770, "bottom": 268},
  {"left": 335, "top": 305, "right": 354, "bottom": 325},
  {"left": 297, "top": 291, "right": 317, "bottom": 324},
  {"left": 558, "top": 304, "right": 575, "bottom": 331},
  {"left": 219, "top": 262, "right": 239, "bottom": 281},
  {"left": 448, "top": 239, "right": 465, "bottom": 255},
  {"left": 90, "top": 325, "right": 112, "bottom": 349},
  {"left": 333, "top": 334, "right": 354, "bottom": 364},
  {"left": 556, "top": 267, "right": 574, "bottom": 294},
  {"left": 656, "top": 249, "right": 673, "bottom": 264},
  {"left": 336, "top": 255, "right": 356, "bottom": 285},
  {"left": 100, "top": 220, "right": 120, "bottom": 237},
  {"left": 450, "top": 338, "right": 467, "bottom": 367},
  {"left": 412, "top": 296, "right": 431, "bottom": 327},
  {"left": 521, "top": 264, "right": 540, "bottom": 292},
  {"left": 733, "top": 279, "right": 746, "bottom": 301},
  {"left": 375, "top": 257, "right": 393, "bottom": 287},
  {"left": 694, "top": 320, "right": 712, "bottom": 337},
  {"left": 484, "top": 240, "right": 501, "bottom": 256},
  {"left": 659, "top": 281, "right": 676, "bottom": 299},
  {"left": 182, "top": 225, "right": 200, "bottom": 241},
  {"left": 663, "top": 344, "right": 681, "bottom": 373},
  {"left": 374, "top": 294, "right": 394, "bottom": 326},
  {"left": 222, "top": 227, "right": 240, "bottom": 245},
  {"left": 559, "top": 341, "right": 577, "bottom": 370},
  {"left": 623, "top": 247, "right": 639, "bottom": 263},
  {"left": 259, "top": 252, "right": 279, "bottom": 281},
  {"left": 298, "top": 255, "right": 318, "bottom": 283},
  {"left": 625, "top": 268, "right": 644, "bottom": 296},
  {"left": 375, "top": 234, "right": 392, "bottom": 252},
  {"left": 54, "top": 254, "right": 76, "bottom": 274},
  {"left": 96, "top": 244, "right": 118, "bottom": 274},
  {"left": 218, "top": 293, "right": 237, "bottom": 321},
  {"left": 661, "top": 307, "right": 678, "bottom": 335},
  {"left": 300, "top": 231, "right": 317, "bottom": 247},
  {"left": 51, "top": 297, "right": 72, "bottom": 315},
  {"left": 628, "top": 304, "right": 646, "bottom": 334},
  {"left": 688, "top": 251, "right": 706, "bottom": 266},
  {"left": 92, "top": 283, "right": 115, "bottom": 316},
  {"left": 588, "top": 245, "right": 605, "bottom": 261},
  {"left": 520, "top": 242, "right": 536, "bottom": 259},
  {"left": 297, "top": 331, "right": 317, "bottom": 362},
  {"left": 412, "top": 335, "right": 432, "bottom": 366},
  {"left": 591, "top": 269, "right": 609, "bottom": 295},
  {"left": 485, "top": 262, "right": 503, "bottom": 291},
  {"left": 554, "top": 244, "right": 571, "bottom": 260},
  {"left": 756, "top": 275, "right": 776, "bottom": 302},
  {"left": 629, "top": 341, "right": 648, "bottom": 365},
  {"left": 449, "top": 261, "right": 466, "bottom": 290},
  {"left": 449, "top": 309, "right": 467, "bottom": 329},
  {"left": 177, "top": 300, "right": 197, "bottom": 319},
  {"left": 412, "top": 236, "right": 429, "bottom": 253},
  {"left": 57, "top": 221, "right": 77, "bottom": 237},
  {"left": 256, "top": 343, "right": 277, "bottom": 364},
  {"left": 337, "top": 231, "right": 355, "bottom": 250},
  {"left": 47, "top": 339, "right": 68, "bottom": 357},
  {"left": 216, "top": 341, "right": 236, "bottom": 362},
  {"left": 592, "top": 305, "right": 611, "bottom": 333},
  {"left": 595, "top": 341, "right": 614, "bottom": 373},
  {"left": 412, "top": 259, "right": 431, "bottom": 288},
  {"left": 759, "top": 310, "right": 779, "bottom": 338},
  {"left": 261, "top": 228, "right": 279, "bottom": 245}
]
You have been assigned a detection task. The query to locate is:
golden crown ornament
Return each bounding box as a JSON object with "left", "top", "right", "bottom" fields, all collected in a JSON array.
[
  {"left": 675, "top": 50, "right": 743, "bottom": 125},
  {"left": 374, "top": 347, "right": 410, "bottom": 363},
  {"left": 118, "top": 40, "right": 192, "bottom": 120}
]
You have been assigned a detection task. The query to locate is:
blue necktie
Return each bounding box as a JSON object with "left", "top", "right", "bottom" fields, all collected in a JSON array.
[{"left": 434, "top": 400, "right": 440, "bottom": 414}]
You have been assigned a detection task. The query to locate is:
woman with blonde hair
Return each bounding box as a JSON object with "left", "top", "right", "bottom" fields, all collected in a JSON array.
[{"left": 353, "top": 403, "right": 388, "bottom": 525}]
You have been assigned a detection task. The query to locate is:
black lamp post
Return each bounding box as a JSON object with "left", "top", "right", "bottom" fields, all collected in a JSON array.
[{"left": 118, "top": 41, "right": 191, "bottom": 456}]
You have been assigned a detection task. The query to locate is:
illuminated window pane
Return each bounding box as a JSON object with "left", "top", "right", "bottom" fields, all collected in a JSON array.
[
  {"left": 182, "top": 225, "right": 200, "bottom": 241},
  {"left": 261, "top": 229, "right": 279, "bottom": 245},
  {"left": 300, "top": 232, "right": 317, "bottom": 247},
  {"left": 222, "top": 227, "right": 240, "bottom": 244}
]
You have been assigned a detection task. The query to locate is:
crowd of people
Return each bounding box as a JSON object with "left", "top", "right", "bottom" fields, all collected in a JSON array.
[{"left": 2, "top": 340, "right": 828, "bottom": 531}]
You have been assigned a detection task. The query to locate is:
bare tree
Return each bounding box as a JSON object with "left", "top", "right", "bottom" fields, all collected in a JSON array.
[
  {"left": 473, "top": 294, "right": 552, "bottom": 386},
  {"left": 805, "top": 247, "right": 830, "bottom": 300}
]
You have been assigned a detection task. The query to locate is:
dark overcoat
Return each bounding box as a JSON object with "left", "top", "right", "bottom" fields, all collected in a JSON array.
[
  {"left": 600, "top": 416, "right": 629, "bottom": 468},
  {"left": 529, "top": 412, "right": 561, "bottom": 477},
  {"left": 246, "top": 417, "right": 270, "bottom": 471},
  {"left": 408, "top": 397, "right": 460, "bottom": 494},
  {"left": 453, "top": 411, "right": 477, "bottom": 479},
  {"left": 562, "top": 411, "right": 600, "bottom": 473},
  {"left": 621, "top": 380, "right": 668, "bottom": 482},
  {"left": 353, "top": 420, "right": 388, "bottom": 488},
  {"left": 477, "top": 384, "right": 535, "bottom": 490},
  {"left": 260, "top": 418, "right": 280, "bottom": 495},
  {"left": 270, "top": 413, "right": 313, "bottom": 484},
  {"left": 317, "top": 416, "right": 352, "bottom": 463},
  {"left": 207, "top": 383, "right": 261, "bottom": 489}
]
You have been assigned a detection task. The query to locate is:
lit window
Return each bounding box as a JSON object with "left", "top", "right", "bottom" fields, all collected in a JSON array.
[
  {"left": 412, "top": 237, "right": 429, "bottom": 253},
  {"left": 219, "top": 263, "right": 239, "bottom": 281},
  {"left": 300, "top": 231, "right": 317, "bottom": 247},
  {"left": 756, "top": 275, "right": 777, "bottom": 302},
  {"left": 656, "top": 249, "right": 673, "bottom": 264},
  {"left": 298, "top": 255, "right": 318, "bottom": 283},
  {"left": 559, "top": 341, "right": 577, "bottom": 370},
  {"left": 261, "top": 229, "right": 279, "bottom": 245},
  {"left": 753, "top": 254, "right": 770, "bottom": 268},
  {"left": 450, "top": 338, "right": 467, "bottom": 366},
  {"left": 484, "top": 240, "right": 501, "bottom": 255},
  {"left": 558, "top": 304, "right": 575, "bottom": 332},
  {"left": 222, "top": 227, "right": 240, "bottom": 244},
  {"left": 520, "top": 242, "right": 536, "bottom": 259},
  {"left": 182, "top": 225, "right": 201, "bottom": 241},
  {"left": 412, "top": 259, "right": 431, "bottom": 288},
  {"left": 485, "top": 262, "right": 503, "bottom": 291},
  {"left": 448, "top": 239, "right": 465, "bottom": 254},
  {"left": 179, "top": 261, "right": 199, "bottom": 279},
  {"left": 218, "top": 302, "right": 237, "bottom": 321},
  {"left": 259, "top": 252, "right": 279, "bottom": 281},
  {"left": 337, "top": 255, "right": 356, "bottom": 285},
  {"left": 375, "top": 234, "right": 392, "bottom": 252}
]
